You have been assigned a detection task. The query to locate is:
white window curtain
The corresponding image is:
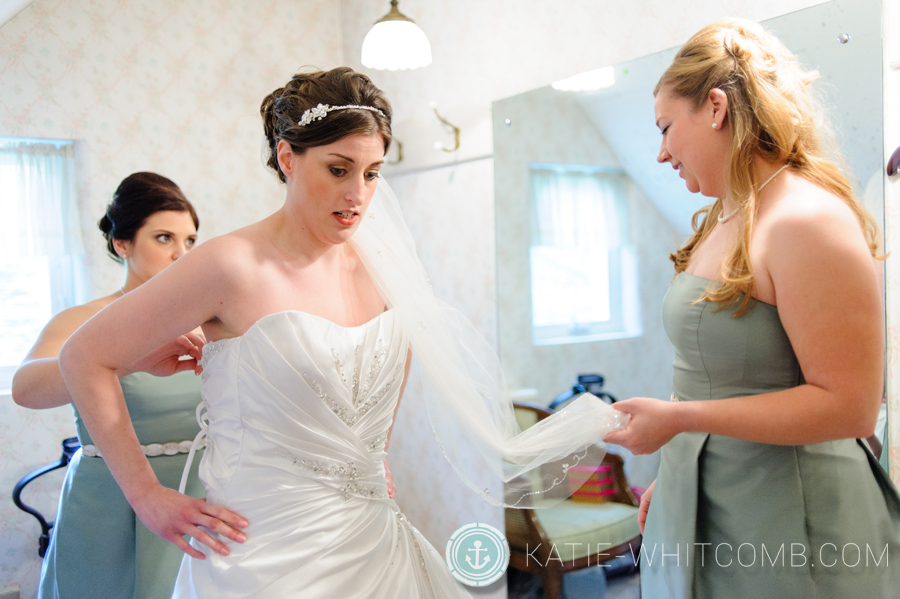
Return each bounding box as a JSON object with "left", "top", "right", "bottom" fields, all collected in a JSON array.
[
  {"left": 529, "top": 167, "right": 639, "bottom": 345},
  {"left": 0, "top": 139, "right": 87, "bottom": 312},
  {"left": 0, "top": 138, "right": 87, "bottom": 390},
  {"left": 531, "top": 169, "right": 626, "bottom": 251}
]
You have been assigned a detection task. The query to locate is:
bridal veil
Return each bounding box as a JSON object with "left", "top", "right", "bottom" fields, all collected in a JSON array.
[{"left": 350, "top": 178, "right": 627, "bottom": 509}]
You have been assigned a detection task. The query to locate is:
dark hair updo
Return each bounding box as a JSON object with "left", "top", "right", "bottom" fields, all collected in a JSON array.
[
  {"left": 98, "top": 172, "right": 199, "bottom": 263},
  {"left": 260, "top": 67, "right": 393, "bottom": 183}
]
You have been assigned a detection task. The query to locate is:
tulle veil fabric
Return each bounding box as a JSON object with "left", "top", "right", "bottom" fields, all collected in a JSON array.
[{"left": 349, "top": 178, "right": 628, "bottom": 508}]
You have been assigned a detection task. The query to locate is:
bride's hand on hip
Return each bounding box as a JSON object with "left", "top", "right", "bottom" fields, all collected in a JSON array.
[
  {"left": 132, "top": 483, "right": 248, "bottom": 559},
  {"left": 383, "top": 458, "right": 396, "bottom": 499},
  {"left": 604, "top": 397, "right": 680, "bottom": 454}
]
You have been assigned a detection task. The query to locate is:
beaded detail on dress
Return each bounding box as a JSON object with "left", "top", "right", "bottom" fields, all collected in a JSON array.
[
  {"left": 303, "top": 339, "right": 404, "bottom": 428},
  {"left": 199, "top": 339, "right": 229, "bottom": 381},
  {"left": 278, "top": 451, "right": 387, "bottom": 501},
  {"left": 332, "top": 339, "right": 390, "bottom": 407},
  {"left": 358, "top": 340, "right": 387, "bottom": 407},
  {"left": 369, "top": 433, "right": 388, "bottom": 452}
]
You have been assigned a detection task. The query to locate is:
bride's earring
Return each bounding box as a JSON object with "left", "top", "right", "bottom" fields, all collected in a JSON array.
[{"left": 712, "top": 123, "right": 718, "bottom": 129}]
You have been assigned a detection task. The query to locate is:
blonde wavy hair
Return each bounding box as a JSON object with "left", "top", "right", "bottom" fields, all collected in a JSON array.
[{"left": 656, "top": 18, "right": 880, "bottom": 316}]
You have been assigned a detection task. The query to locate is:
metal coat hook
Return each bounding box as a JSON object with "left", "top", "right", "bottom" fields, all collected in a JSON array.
[
  {"left": 432, "top": 106, "right": 460, "bottom": 152},
  {"left": 388, "top": 139, "right": 403, "bottom": 164}
]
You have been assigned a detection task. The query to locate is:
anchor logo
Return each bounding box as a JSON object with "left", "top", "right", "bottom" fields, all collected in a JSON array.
[
  {"left": 465, "top": 540, "right": 491, "bottom": 569},
  {"left": 445, "top": 522, "right": 510, "bottom": 587}
]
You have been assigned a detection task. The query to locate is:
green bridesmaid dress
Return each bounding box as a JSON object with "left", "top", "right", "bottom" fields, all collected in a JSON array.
[
  {"left": 641, "top": 272, "right": 900, "bottom": 598},
  {"left": 38, "top": 371, "right": 204, "bottom": 599}
]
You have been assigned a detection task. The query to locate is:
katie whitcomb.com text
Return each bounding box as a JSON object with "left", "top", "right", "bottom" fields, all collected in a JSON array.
[{"left": 523, "top": 543, "right": 891, "bottom": 569}]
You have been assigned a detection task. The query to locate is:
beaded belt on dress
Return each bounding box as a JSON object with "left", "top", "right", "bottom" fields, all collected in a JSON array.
[{"left": 81, "top": 437, "right": 207, "bottom": 458}]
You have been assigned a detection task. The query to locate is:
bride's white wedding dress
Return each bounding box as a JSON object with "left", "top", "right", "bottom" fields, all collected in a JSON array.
[{"left": 172, "top": 309, "right": 470, "bottom": 598}]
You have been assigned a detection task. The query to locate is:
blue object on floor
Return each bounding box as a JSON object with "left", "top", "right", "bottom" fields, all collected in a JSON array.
[{"left": 562, "top": 567, "right": 608, "bottom": 598}]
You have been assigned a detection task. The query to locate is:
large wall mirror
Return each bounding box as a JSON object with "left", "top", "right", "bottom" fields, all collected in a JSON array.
[{"left": 492, "top": 0, "right": 883, "bottom": 487}]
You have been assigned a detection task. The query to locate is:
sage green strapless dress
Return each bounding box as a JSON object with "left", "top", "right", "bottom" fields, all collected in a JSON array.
[
  {"left": 641, "top": 272, "right": 900, "bottom": 598},
  {"left": 38, "top": 371, "right": 205, "bottom": 599}
]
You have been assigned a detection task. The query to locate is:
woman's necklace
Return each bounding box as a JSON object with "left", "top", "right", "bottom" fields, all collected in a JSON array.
[{"left": 718, "top": 164, "right": 790, "bottom": 224}]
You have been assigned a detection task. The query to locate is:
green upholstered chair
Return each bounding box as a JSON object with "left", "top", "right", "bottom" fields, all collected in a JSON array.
[{"left": 506, "top": 401, "right": 642, "bottom": 599}]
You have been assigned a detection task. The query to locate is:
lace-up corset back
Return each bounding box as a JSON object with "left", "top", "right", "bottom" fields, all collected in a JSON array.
[{"left": 195, "top": 309, "right": 407, "bottom": 506}]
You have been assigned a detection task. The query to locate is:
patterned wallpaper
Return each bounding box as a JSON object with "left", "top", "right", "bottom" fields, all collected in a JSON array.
[{"left": 0, "top": 1, "right": 342, "bottom": 596}]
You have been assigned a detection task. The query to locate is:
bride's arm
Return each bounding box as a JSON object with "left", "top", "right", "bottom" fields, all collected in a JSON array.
[
  {"left": 13, "top": 303, "right": 205, "bottom": 410},
  {"left": 59, "top": 237, "right": 249, "bottom": 558}
]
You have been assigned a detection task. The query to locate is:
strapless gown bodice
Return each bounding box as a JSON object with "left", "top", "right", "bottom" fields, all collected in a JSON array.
[
  {"left": 642, "top": 272, "right": 900, "bottom": 598},
  {"left": 172, "top": 310, "right": 470, "bottom": 598}
]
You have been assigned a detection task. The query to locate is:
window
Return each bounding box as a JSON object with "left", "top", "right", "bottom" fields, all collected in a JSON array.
[
  {"left": 529, "top": 164, "right": 641, "bottom": 345},
  {"left": 0, "top": 138, "right": 87, "bottom": 392}
]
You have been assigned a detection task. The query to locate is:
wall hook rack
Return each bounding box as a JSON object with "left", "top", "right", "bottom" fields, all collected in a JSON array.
[
  {"left": 432, "top": 107, "right": 460, "bottom": 153},
  {"left": 388, "top": 139, "right": 403, "bottom": 164}
]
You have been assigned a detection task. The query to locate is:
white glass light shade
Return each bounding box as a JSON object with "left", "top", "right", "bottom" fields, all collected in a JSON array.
[{"left": 361, "top": 20, "right": 432, "bottom": 71}]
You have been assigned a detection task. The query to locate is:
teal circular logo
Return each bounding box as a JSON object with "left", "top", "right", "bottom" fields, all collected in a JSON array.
[{"left": 445, "top": 522, "right": 510, "bottom": 586}]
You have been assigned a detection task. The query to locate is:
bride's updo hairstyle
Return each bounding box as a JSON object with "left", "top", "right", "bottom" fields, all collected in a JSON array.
[
  {"left": 260, "top": 67, "right": 393, "bottom": 183},
  {"left": 657, "top": 19, "right": 879, "bottom": 315}
]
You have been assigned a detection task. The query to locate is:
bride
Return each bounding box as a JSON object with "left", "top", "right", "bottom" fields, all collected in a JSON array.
[{"left": 59, "top": 68, "right": 624, "bottom": 598}]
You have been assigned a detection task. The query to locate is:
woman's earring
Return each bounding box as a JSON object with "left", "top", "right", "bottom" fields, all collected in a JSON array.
[{"left": 712, "top": 123, "right": 718, "bottom": 129}]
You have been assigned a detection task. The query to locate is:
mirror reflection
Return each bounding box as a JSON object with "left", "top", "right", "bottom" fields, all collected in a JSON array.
[{"left": 492, "top": 0, "right": 884, "bottom": 488}]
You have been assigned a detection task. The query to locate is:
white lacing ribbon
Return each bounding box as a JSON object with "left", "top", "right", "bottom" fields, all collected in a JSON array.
[{"left": 178, "top": 400, "right": 210, "bottom": 494}]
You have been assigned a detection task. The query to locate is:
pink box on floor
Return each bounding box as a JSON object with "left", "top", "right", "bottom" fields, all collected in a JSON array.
[{"left": 567, "top": 464, "right": 617, "bottom": 504}]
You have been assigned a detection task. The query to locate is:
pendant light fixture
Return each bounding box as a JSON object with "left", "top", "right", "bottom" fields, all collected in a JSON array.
[{"left": 361, "top": 1, "right": 432, "bottom": 71}]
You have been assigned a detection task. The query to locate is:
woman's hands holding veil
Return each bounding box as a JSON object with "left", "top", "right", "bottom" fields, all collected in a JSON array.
[
  {"left": 605, "top": 397, "right": 682, "bottom": 455},
  {"left": 131, "top": 484, "right": 248, "bottom": 559}
]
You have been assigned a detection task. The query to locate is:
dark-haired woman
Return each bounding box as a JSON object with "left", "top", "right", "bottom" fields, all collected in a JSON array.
[
  {"left": 13, "top": 172, "right": 207, "bottom": 599},
  {"left": 57, "top": 67, "right": 621, "bottom": 598}
]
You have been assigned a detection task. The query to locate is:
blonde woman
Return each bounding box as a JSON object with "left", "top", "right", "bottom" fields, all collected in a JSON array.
[{"left": 605, "top": 19, "right": 900, "bottom": 598}]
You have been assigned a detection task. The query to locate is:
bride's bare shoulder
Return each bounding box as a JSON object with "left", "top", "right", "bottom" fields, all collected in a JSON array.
[{"left": 185, "top": 223, "right": 268, "bottom": 274}]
